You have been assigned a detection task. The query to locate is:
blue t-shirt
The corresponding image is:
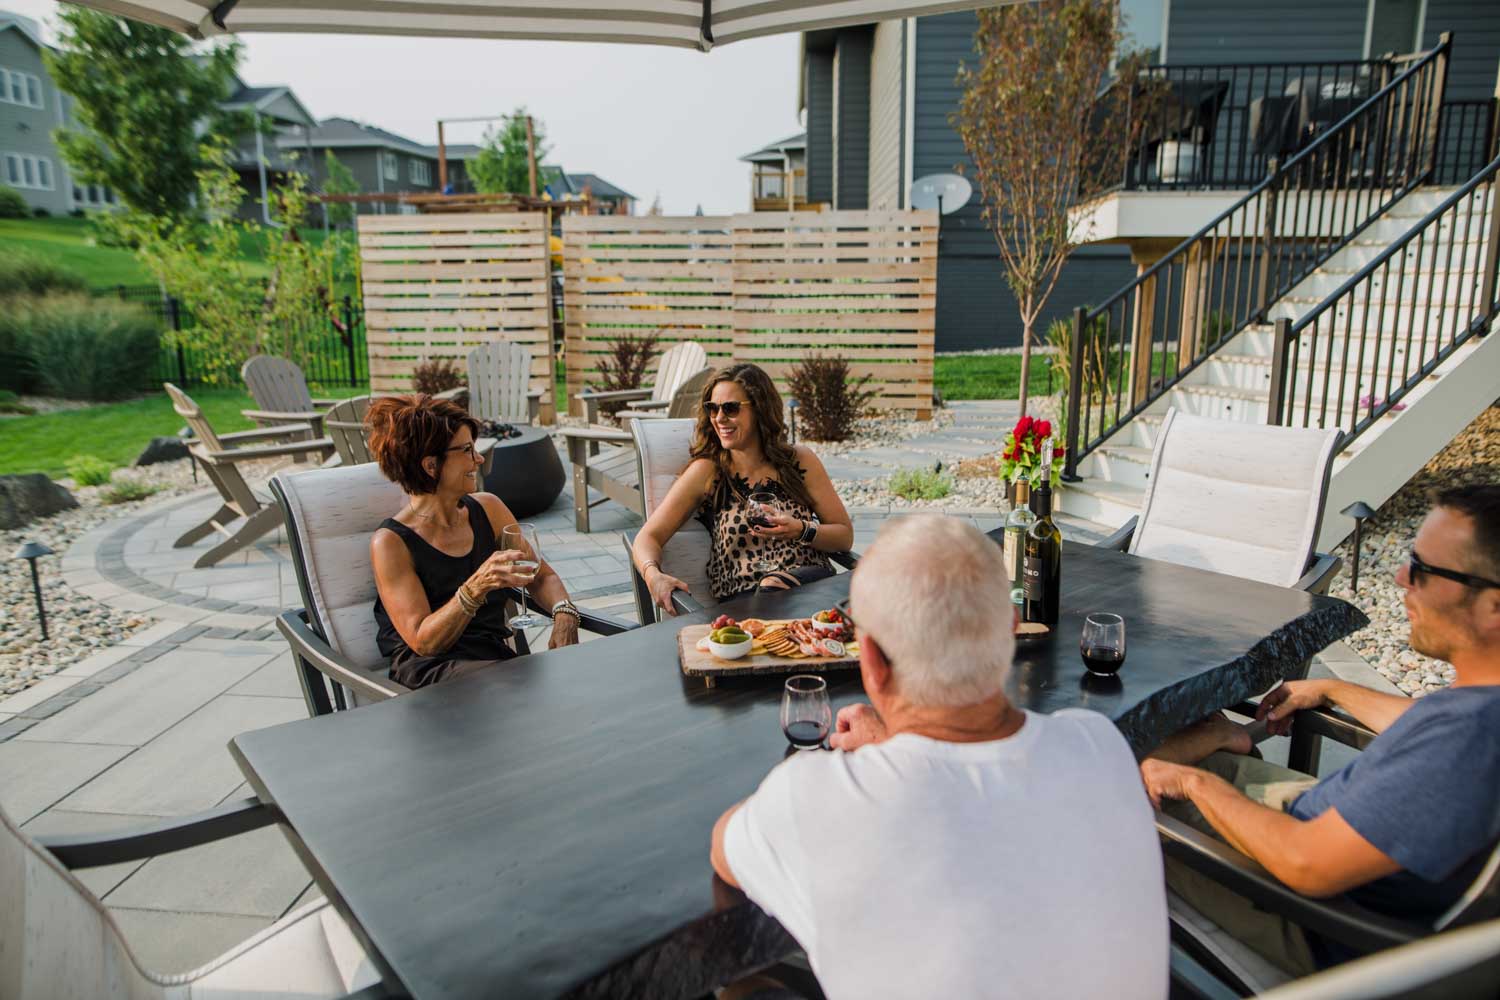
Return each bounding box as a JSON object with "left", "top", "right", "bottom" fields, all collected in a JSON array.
[{"left": 1289, "top": 685, "right": 1500, "bottom": 929}]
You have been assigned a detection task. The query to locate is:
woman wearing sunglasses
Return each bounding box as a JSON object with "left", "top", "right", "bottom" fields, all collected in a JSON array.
[
  {"left": 365, "top": 393, "right": 582, "bottom": 688},
  {"left": 632, "top": 363, "right": 854, "bottom": 614}
]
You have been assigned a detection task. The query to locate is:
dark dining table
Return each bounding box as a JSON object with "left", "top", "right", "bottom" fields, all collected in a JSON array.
[{"left": 229, "top": 539, "right": 1366, "bottom": 1000}]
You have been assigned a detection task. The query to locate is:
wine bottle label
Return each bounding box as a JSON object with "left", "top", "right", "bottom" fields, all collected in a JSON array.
[
  {"left": 1003, "top": 531, "right": 1019, "bottom": 583},
  {"left": 1022, "top": 553, "right": 1046, "bottom": 601}
]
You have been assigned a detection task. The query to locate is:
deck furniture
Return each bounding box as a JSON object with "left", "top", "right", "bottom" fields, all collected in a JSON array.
[
  {"left": 558, "top": 366, "right": 712, "bottom": 532},
  {"left": 466, "top": 341, "right": 544, "bottom": 425},
  {"left": 573, "top": 339, "right": 708, "bottom": 426},
  {"left": 165, "top": 382, "right": 334, "bottom": 568},
  {"left": 1098, "top": 407, "right": 1343, "bottom": 594},
  {"left": 1251, "top": 917, "right": 1500, "bottom": 1000},
  {"left": 622, "top": 416, "right": 856, "bottom": 623},
  {"left": 1160, "top": 701, "right": 1500, "bottom": 995},
  {"left": 241, "top": 355, "right": 341, "bottom": 438},
  {"left": 269, "top": 461, "right": 634, "bottom": 717},
  {"left": 230, "top": 541, "right": 1364, "bottom": 998},
  {"left": 478, "top": 424, "right": 567, "bottom": 518},
  {"left": 6, "top": 797, "right": 380, "bottom": 999},
  {"left": 323, "top": 395, "right": 373, "bottom": 466}
]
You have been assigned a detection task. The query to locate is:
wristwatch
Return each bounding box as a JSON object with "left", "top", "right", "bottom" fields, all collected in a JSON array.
[{"left": 550, "top": 599, "right": 581, "bottom": 623}]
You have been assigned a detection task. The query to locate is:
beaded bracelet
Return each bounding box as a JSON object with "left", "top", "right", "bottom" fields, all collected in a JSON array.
[{"left": 456, "top": 585, "right": 482, "bottom": 617}]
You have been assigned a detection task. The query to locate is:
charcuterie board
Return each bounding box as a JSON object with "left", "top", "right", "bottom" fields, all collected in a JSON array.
[{"left": 677, "top": 615, "right": 861, "bottom": 684}]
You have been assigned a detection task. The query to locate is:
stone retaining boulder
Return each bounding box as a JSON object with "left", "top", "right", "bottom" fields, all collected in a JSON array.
[
  {"left": 135, "top": 436, "right": 190, "bottom": 466},
  {"left": 0, "top": 474, "right": 78, "bottom": 529}
]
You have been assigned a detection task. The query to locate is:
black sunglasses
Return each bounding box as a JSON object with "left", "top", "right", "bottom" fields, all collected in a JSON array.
[
  {"left": 703, "top": 401, "right": 751, "bottom": 418},
  {"left": 1409, "top": 549, "right": 1500, "bottom": 591}
]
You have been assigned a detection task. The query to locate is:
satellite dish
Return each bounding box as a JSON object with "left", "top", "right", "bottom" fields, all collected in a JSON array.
[{"left": 909, "top": 173, "right": 972, "bottom": 215}]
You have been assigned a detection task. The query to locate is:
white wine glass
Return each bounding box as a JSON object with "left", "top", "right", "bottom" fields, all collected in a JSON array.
[{"left": 501, "top": 523, "right": 543, "bottom": 629}]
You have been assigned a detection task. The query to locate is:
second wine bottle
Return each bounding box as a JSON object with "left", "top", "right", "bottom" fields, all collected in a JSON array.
[{"left": 1022, "top": 438, "right": 1062, "bottom": 627}]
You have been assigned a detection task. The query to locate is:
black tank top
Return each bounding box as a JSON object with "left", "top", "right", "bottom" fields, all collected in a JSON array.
[{"left": 373, "top": 494, "right": 514, "bottom": 687}]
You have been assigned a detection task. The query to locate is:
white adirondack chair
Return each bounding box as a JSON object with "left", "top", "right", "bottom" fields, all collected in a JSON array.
[
  {"left": 466, "top": 341, "right": 543, "bottom": 425},
  {"left": 574, "top": 340, "right": 709, "bottom": 426}
]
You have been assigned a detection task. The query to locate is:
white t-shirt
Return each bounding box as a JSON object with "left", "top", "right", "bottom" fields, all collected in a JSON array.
[{"left": 724, "top": 708, "right": 1167, "bottom": 1000}]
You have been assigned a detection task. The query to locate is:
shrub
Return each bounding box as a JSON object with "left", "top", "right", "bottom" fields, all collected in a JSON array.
[
  {"left": 412, "top": 357, "right": 466, "bottom": 395},
  {"left": 1046, "top": 314, "right": 1116, "bottom": 412},
  {"left": 102, "top": 478, "right": 162, "bottom": 505},
  {"left": 31, "top": 206, "right": 48, "bottom": 218},
  {"left": 595, "top": 331, "right": 660, "bottom": 418},
  {"left": 5, "top": 296, "right": 161, "bottom": 400},
  {"left": 0, "top": 388, "right": 35, "bottom": 415},
  {"left": 785, "top": 354, "right": 877, "bottom": 443},
  {"left": 65, "top": 454, "right": 114, "bottom": 486},
  {"left": 0, "top": 185, "right": 26, "bottom": 218},
  {"left": 889, "top": 466, "right": 952, "bottom": 501},
  {"left": 0, "top": 251, "right": 88, "bottom": 297}
]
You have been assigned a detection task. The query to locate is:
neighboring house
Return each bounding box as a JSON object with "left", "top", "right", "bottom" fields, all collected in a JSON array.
[
  {"left": 224, "top": 73, "right": 317, "bottom": 223},
  {"left": 798, "top": 4, "right": 1500, "bottom": 351},
  {"left": 286, "top": 117, "right": 444, "bottom": 219},
  {"left": 739, "top": 132, "right": 811, "bottom": 211},
  {"left": 565, "top": 172, "right": 635, "bottom": 214}
]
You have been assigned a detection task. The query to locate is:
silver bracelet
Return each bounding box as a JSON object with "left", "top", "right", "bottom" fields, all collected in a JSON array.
[{"left": 551, "top": 599, "right": 581, "bottom": 623}]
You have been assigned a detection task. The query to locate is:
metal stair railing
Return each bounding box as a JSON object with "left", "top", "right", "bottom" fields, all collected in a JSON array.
[
  {"left": 1269, "top": 153, "right": 1499, "bottom": 444},
  {"left": 1062, "top": 34, "right": 1452, "bottom": 480}
]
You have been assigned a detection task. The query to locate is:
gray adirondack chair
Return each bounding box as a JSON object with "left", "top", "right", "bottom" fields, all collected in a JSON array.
[
  {"left": 241, "top": 355, "right": 341, "bottom": 438},
  {"left": 466, "top": 341, "right": 543, "bottom": 425},
  {"left": 166, "top": 382, "right": 334, "bottom": 568},
  {"left": 559, "top": 366, "right": 712, "bottom": 532},
  {"left": 324, "top": 395, "right": 373, "bottom": 466},
  {"left": 574, "top": 340, "right": 708, "bottom": 426}
]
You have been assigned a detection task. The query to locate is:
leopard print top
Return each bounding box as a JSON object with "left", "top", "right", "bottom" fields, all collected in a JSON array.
[{"left": 697, "top": 472, "right": 833, "bottom": 600}]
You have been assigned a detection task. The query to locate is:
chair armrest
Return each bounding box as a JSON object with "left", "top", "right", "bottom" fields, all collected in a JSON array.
[
  {"left": 1296, "top": 552, "right": 1342, "bottom": 595},
  {"left": 37, "top": 797, "right": 278, "bottom": 869},
  {"left": 628, "top": 398, "right": 671, "bottom": 410},
  {"left": 215, "top": 424, "right": 318, "bottom": 444},
  {"left": 1098, "top": 515, "right": 1138, "bottom": 552},
  {"left": 433, "top": 387, "right": 466, "bottom": 402},
  {"left": 202, "top": 438, "right": 336, "bottom": 463},
  {"left": 276, "top": 610, "right": 405, "bottom": 705},
  {"left": 830, "top": 550, "right": 858, "bottom": 571},
  {"left": 671, "top": 590, "right": 705, "bottom": 616},
  {"left": 614, "top": 409, "right": 670, "bottom": 421},
  {"left": 519, "top": 592, "right": 637, "bottom": 636},
  {"left": 241, "top": 408, "right": 326, "bottom": 423},
  {"left": 309, "top": 397, "right": 342, "bottom": 408},
  {"left": 574, "top": 388, "right": 652, "bottom": 402},
  {"left": 1226, "top": 702, "right": 1378, "bottom": 752},
  {"left": 560, "top": 425, "right": 634, "bottom": 445},
  {"left": 1156, "top": 812, "right": 1422, "bottom": 953}
]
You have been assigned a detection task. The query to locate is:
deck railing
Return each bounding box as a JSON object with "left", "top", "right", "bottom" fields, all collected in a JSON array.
[
  {"left": 1063, "top": 36, "right": 1452, "bottom": 479},
  {"left": 1435, "top": 99, "right": 1498, "bottom": 185},
  {"left": 1270, "top": 153, "right": 1498, "bottom": 443}
]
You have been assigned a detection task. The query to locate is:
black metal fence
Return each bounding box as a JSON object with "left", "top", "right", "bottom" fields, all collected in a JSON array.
[{"left": 100, "top": 284, "right": 369, "bottom": 389}]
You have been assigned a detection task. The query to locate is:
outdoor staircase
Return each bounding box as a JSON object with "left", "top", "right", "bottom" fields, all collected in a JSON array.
[{"left": 1058, "top": 182, "right": 1500, "bottom": 552}]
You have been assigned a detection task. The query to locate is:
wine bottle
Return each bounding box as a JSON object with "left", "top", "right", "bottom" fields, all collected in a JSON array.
[
  {"left": 1003, "top": 475, "right": 1035, "bottom": 607},
  {"left": 1022, "top": 440, "right": 1062, "bottom": 626}
]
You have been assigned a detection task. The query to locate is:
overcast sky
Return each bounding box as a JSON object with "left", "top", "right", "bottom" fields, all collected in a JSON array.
[{"left": 7, "top": 0, "right": 804, "bottom": 214}]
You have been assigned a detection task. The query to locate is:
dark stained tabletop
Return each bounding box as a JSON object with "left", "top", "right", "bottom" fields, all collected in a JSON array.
[{"left": 230, "top": 540, "right": 1366, "bottom": 1000}]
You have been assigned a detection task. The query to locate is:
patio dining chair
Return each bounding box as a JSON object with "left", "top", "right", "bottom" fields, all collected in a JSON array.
[
  {"left": 3, "top": 798, "right": 382, "bottom": 998},
  {"left": 269, "top": 461, "right": 635, "bottom": 717},
  {"left": 621, "top": 417, "right": 857, "bottom": 623},
  {"left": 1098, "top": 407, "right": 1344, "bottom": 594},
  {"left": 574, "top": 339, "right": 708, "bottom": 426},
  {"left": 1158, "top": 701, "right": 1500, "bottom": 996},
  {"left": 241, "top": 355, "right": 342, "bottom": 439},
  {"left": 466, "top": 341, "right": 544, "bottom": 425},
  {"left": 165, "top": 382, "right": 334, "bottom": 569}
]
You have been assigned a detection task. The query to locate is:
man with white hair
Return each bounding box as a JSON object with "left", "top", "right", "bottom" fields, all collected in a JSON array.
[{"left": 709, "top": 514, "right": 1168, "bottom": 999}]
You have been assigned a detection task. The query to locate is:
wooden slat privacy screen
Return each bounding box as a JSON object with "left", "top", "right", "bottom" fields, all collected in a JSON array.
[
  {"left": 563, "top": 210, "right": 937, "bottom": 418},
  {"left": 359, "top": 213, "right": 554, "bottom": 421}
]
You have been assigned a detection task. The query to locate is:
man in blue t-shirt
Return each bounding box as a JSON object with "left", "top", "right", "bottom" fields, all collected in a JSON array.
[{"left": 1141, "top": 483, "right": 1500, "bottom": 975}]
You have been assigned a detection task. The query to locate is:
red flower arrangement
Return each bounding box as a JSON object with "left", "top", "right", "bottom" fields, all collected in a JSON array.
[{"left": 999, "top": 415, "right": 1066, "bottom": 484}]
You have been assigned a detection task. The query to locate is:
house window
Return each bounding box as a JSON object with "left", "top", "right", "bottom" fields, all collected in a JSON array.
[
  {"left": 410, "top": 159, "right": 431, "bottom": 185},
  {"left": 0, "top": 68, "right": 45, "bottom": 109},
  {"left": 3, "top": 153, "right": 53, "bottom": 190},
  {"left": 383, "top": 152, "right": 399, "bottom": 181},
  {"left": 1118, "top": 0, "right": 1164, "bottom": 62},
  {"left": 1365, "top": 0, "right": 1424, "bottom": 58}
]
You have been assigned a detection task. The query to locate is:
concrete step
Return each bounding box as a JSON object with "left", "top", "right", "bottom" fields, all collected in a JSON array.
[{"left": 1325, "top": 241, "right": 1491, "bottom": 270}]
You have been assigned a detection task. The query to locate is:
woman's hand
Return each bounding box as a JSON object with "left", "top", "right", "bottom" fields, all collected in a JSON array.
[
  {"left": 648, "top": 570, "right": 691, "bottom": 616},
  {"left": 751, "top": 510, "right": 804, "bottom": 542},
  {"left": 466, "top": 549, "right": 541, "bottom": 597},
  {"left": 548, "top": 614, "right": 579, "bottom": 649}
]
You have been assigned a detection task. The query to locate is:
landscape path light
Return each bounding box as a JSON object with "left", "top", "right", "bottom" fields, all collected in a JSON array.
[
  {"left": 12, "top": 540, "right": 54, "bottom": 641},
  {"left": 1341, "top": 500, "right": 1376, "bottom": 594}
]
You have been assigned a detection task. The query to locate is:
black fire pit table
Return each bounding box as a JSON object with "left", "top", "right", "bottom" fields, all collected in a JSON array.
[{"left": 479, "top": 425, "right": 566, "bottom": 519}]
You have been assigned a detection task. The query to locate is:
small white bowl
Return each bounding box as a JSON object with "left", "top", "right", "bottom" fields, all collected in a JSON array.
[
  {"left": 707, "top": 636, "right": 753, "bottom": 660},
  {"left": 809, "top": 617, "right": 843, "bottom": 635}
]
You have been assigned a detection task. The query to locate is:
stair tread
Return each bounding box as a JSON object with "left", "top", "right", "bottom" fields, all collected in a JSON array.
[
  {"left": 1064, "top": 477, "right": 1145, "bottom": 502},
  {"left": 1096, "top": 443, "right": 1154, "bottom": 463}
]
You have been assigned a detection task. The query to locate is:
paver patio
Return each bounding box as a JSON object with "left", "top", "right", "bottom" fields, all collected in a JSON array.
[{"left": 0, "top": 404, "right": 1397, "bottom": 972}]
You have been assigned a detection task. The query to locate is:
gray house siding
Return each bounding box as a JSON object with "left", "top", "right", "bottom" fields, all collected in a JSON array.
[
  {"left": 834, "top": 27, "right": 872, "bottom": 209},
  {"left": 1164, "top": 0, "right": 1369, "bottom": 63},
  {"left": 805, "top": 49, "right": 835, "bottom": 205},
  {"left": 0, "top": 27, "right": 70, "bottom": 215},
  {"left": 303, "top": 146, "right": 439, "bottom": 218},
  {"left": 1422, "top": 1, "right": 1500, "bottom": 101}
]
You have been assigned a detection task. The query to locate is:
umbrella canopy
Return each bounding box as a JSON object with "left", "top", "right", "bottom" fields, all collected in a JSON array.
[{"left": 80, "top": 0, "right": 1013, "bottom": 51}]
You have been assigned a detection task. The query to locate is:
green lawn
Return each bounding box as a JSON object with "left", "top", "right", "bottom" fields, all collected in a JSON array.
[
  {"left": 935, "top": 353, "right": 1058, "bottom": 401},
  {"left": 0, "top": 385, "right": 364, "bottom": 478}
]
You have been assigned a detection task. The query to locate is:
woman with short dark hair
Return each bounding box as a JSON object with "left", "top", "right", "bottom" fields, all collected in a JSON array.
[
  {"left": 631, "top": 363, "right": 853, "bottom": 614},
  {"left": 366, "top": 393, "right": 580, "bottom": 687}
]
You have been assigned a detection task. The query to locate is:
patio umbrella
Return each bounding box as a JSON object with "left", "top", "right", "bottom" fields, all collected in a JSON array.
[{"left": 77, "top": 0, "right": 1018, "bottom": 51}]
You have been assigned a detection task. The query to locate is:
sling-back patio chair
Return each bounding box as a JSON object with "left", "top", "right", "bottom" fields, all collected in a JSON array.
[
  {"left": 620, "top": 417, "right": 858, "bottom": 623},
  {"left": 1096, "top": 407, "right": 1343, "bottom": 594},
  {"left": 241, "top": 355, "right": 341, "bottom": 439},
  {"left": 270, "top": 462, "right": 635, "bottom": 717},
  {"left": 5, "top": 799, "right": 382, "bottom": 999},
  {"left": 165, "top": 382, "right": 334, "bottom": 569},
  {"left": 1158, "top": 702, "right": 1500, "bottom": 995},
  {"left": 574, "top": 339, "right": 708, "bottom": 427},
  {"left": 558, "top": 367, "right": 712, "bottom": 533},
  {"left": 466, "top": 341, "right": 543, "bottom": 425}
]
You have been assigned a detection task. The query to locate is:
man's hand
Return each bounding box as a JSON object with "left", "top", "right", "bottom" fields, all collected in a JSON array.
[
  {"left": 1139, "top": 759, "right": 1200, "bottom": 810},
  {"left": 1256, "top": 680, "right": 1330, "bottom": 737},
  {"left": 829, "top": 703, "right": 888, "bottom": 752},
  {"left": 547, "top": 614, "right": 579, "bottom": 649}
]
